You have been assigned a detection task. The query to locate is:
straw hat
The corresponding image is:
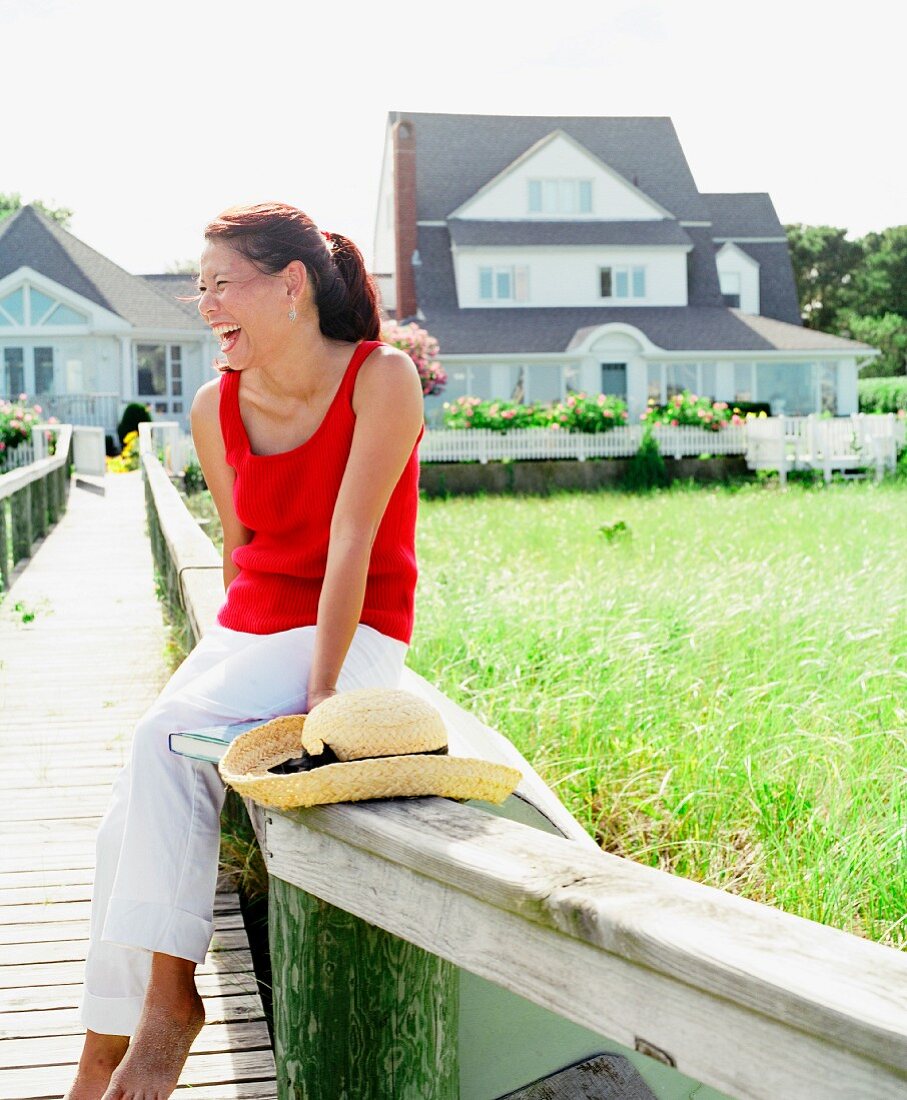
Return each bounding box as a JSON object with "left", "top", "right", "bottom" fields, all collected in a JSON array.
[{"left": 219, "top": 687, "right": 522, "bottom": 810}]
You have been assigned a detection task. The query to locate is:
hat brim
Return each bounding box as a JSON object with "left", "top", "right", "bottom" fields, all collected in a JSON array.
[{"left": 219, "top": 720, "right": 521, "bottom": 810}]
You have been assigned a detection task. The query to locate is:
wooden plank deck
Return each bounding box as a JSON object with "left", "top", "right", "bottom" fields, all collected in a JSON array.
[{"left": 0, "top": 471, "right": 277, "bottom": 1098}]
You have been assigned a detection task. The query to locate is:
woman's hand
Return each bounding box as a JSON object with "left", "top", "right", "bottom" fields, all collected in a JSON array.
[{"left": 306, "top": 686, "right": 338, "bottom": 714}]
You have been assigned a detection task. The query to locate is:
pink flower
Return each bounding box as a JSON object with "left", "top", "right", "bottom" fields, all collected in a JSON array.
[
  {"left": 597, "top": 394, "right": 605, "bottom": 405},
  {"left": 34, "top": 404, "right": 42, "bottom": 414},
  {"left": 604, "top": 409, "right": 614, "bottom": 418},
  {"left": 49, "top": 416, "right": 59, "bottom": 424},
  {"left": 670, "top": 418, "right": 679, "bottom": 426},
  {"left": 621, "top": 411, "right": 628, "bottom": 419},
  {"left": 502, "top": 409, "right": 516, "bottom": 419},
  {"left": 0, "top": 442, "right": 5, "bottom": 451}
]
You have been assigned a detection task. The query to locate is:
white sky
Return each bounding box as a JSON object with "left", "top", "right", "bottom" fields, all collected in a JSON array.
[{"left": 2, "top": 0, "right": 904, "bottom": 274}]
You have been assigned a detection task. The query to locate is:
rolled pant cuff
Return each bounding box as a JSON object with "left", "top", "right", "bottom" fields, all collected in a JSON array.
[
  {"left": 103, "top": 897, "right": 213, "bottom": 964},
  {"left": 80, "top": 989, "right": 144, "bottom": 1037}
]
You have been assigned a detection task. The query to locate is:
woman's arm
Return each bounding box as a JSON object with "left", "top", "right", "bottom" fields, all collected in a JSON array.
[
  {"left": 308, "top": 346, "right": 424, "bottom": 708},
  {"left": 190, "top": 378, "right": 253, "bottom": 592}
]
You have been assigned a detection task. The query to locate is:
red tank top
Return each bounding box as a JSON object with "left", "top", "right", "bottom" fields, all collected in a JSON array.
[{"left": 216, "top": 339, "right": 422, "bottom": 643}]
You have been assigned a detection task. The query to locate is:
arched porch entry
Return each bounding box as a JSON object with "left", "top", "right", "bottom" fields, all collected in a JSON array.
[{"left": 569, "top": 323, "right": 654, "bottom": 420}]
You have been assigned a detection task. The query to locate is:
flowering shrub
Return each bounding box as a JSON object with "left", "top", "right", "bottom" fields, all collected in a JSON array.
[
  {"left": 380, "top": 320, "right": 448, "bottom": 397},
  {"left": 443, "top": 391, "right": 629, "bottom": 433},
  {"left": 0, "top": 395, "right": 57, "bottom": 455},
  {"left": 106, "top": 430, "right": 140, "bottom": 473},
  {"left": 641, "top": 391, "right": 735, "bottom": 431}
]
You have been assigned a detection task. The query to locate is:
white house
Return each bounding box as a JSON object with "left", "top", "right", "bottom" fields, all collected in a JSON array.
[
  {"left": 374, "top": 112, "right": 878, "bottom": 424},
  {"left": 0, "top": 205, "right": 217, "bottom": 437}
]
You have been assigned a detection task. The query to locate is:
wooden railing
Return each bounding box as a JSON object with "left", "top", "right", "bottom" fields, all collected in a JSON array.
[
  {"left": 139, "top": 436, "right": 907, "bottom": 1100},
  {"left": 0, "top": 424, "right": 73, "bottom": 593}
]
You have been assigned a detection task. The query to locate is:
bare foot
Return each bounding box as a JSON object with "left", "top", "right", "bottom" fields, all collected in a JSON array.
[
  {"left": 64, "top": 1031, "right": 129, "bottom": 1100},
  {"left": 101, "top": 958, "right": 204, "bottom": 1100}
]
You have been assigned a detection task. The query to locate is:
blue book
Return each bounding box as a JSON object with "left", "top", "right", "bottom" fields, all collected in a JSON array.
[{"left": 168, "top": 721, "right": 262, "bottom": 764}]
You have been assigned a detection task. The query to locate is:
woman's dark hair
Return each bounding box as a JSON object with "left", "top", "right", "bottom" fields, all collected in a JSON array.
[{"left": 204, "top": 202, "right": 380, "bottom": 342}]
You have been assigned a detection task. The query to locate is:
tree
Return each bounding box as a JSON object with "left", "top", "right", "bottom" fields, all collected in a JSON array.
[
  {"left": 837, "top": 311, "right": 907, "bottom": 377},
  {"left": 850, "top": 226, "right": 907, "bottom": 319},
  {"left": 784, "top": 223, "right": 863, "bottom": 330},
  {"left": 0, "top": 191, "right": 73, "bottom": 228}
]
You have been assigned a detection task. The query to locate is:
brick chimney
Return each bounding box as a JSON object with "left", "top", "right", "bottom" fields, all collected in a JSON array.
[{"left": 392, "top": 119, "right": 418, "bottom": 322}]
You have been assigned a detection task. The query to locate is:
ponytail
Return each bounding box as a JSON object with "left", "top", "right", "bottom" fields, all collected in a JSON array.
[
  {"left": 204, "top": 203, "right": 381, "bottom": 344},
  {"left": 316, "top": 233, "right": 380, "bottom": 342}
]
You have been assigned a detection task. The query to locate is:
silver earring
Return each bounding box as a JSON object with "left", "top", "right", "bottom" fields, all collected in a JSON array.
[{"left": 288, "top": 301, "right": 297, "bottom": 322}]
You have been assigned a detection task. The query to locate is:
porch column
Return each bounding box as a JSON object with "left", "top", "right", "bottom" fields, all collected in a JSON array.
[{"left": 119, "top": 336, "right": 132, "bottom": 402}]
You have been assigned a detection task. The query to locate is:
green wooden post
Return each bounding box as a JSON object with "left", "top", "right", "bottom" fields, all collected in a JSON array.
[
  {"left": 270, "top": 876, "right": 458, "bottom": 1100},
  {"left": 31, "top": 475, "right": 47, "bottom": 540},
  {"left": 47, "top": 467, "right": 60, "bottom": 525},
  {"left": 11, "top": 486, "right": 32, "bottom": 564},
  {"left": 0, "top": 501, "right": 9, "bottom": 592}
]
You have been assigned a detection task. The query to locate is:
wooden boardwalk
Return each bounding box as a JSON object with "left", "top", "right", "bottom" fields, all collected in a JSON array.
[{"left": 0, "top": 471, "right": 276, "bottom": 1098}]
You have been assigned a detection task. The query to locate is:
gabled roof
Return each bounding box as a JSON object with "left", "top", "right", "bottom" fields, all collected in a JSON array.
[
  {"left": 421, "top": 305, "right": 873, "bottom": 356},
  {"left": 412, "top": 229, "right": 869, "bottom": 356},
  {"left": 142, "top": 273, "right": 204, "bottom": 321},
  {"left": 448, "top": 220, "right": 693, "bottom": 248},
  {"left": 0, "top": 206, "right": 204, "bottom": 330},
  {"left": 390, "top": 112, "right": 712, "bottom": 222},
  {"left": 702, "top": 194, "right": 800, "bottom": 324},
  {"left": 702, "top": 193, "right": 786, "bottom": 238}
]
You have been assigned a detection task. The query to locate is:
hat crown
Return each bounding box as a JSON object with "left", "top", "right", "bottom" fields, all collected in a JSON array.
[{"left": 301, "top": 688, "right": 448, "bottom": 762}]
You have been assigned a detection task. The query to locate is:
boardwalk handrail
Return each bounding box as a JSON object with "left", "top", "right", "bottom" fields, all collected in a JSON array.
[
  {"left": 0, "top": 424, "right": 73, "bottom": 592},
  {"left": 139, "top": 441, "right": 907, "bottom": 1100}
]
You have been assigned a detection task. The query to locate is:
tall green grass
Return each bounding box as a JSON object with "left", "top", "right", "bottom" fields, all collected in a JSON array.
[{"left": 186, "top": 481, "right": 907, "bottom": 947}]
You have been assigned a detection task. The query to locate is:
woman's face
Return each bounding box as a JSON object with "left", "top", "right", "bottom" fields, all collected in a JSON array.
[{"left": 196, "top": 239, "right": 298, "bottom": 371}]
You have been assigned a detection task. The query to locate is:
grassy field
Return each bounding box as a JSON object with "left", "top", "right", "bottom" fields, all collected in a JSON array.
[{"left": 185, "top": 480, "right": 907, "bottom": 948}]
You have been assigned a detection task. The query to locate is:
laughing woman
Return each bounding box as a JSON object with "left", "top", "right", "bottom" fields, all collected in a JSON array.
[{"left": 66, "top": 203, "right": 425, "bottom": 1099}]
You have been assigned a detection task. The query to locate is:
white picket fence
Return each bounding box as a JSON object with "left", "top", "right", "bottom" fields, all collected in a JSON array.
[
  {"left": 148, "top": 414, "right": 904, "bottom": 484},
  {"left": 747, "top": 413, "right": 904, "bottom": 483},
  {"left": 419, "top": 423, "right": 747, "bottom": 463}
]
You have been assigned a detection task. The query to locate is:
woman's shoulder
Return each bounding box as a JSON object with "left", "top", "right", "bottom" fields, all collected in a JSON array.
[
  {"left": 357, "top": 342, "right": 421, "bottom": 391},
  {"left": 190, "top": 374, "right": 224, "bottom": 424}
]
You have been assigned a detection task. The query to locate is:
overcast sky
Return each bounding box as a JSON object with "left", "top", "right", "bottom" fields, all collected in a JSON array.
[{"left": 2, "top": 0, "right": 904, "bottom": 274}]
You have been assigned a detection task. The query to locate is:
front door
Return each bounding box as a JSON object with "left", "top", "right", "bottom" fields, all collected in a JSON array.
[{"left": 601, "top": 362, "right": 627, "bottom": 398}]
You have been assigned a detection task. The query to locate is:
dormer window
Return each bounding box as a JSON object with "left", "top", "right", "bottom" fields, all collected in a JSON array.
[
  {"left": 479, "top": 265, "right": 529, "bottom": 302},
  {"left": 600, "top": 265, "right": 646, "bottom": 299},
  {"left": 528, "top": 179, "right": 593, "bottom": 215},
  {"left": 720, "top": 272, "right": 741, "bottom": 308}
]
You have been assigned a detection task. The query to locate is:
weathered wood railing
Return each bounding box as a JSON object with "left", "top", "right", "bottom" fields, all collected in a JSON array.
[
  {"left": 139, "top": 434, "right": 907, "bottom": 1100},
  {"left": 0, "top": 424, "right": 73, "bottom": 593}
]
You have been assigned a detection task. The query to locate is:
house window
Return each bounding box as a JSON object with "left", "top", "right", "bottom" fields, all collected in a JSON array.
[
  {"left": 0, "top": 345, "right": 55, "bottom": 395},
  {"left": 34, "top": 347, "right": 55, "bottom": 393},
  {"left": 136, "top": 344, "right": 185, "bottom": 414},
  {"left": 734, "top": 363, "right": 754, "bottom": 403},
  {"left": 0, "top": 286, "right": 87, "bottom": 327},
  {"left": 478, "top": 266, "right": 529, "bottom": 302},
  {"left": 721, "top": 272, "right": 741, "bottom": 308},
  {"left": 649, "top": 362, "right": 718, "bottom": 403},
  {"left": 600, "top": 266, "right": 646, "bottom": 299},
  {"left": 528, "top": 179, "right": 593, "bottom": 214},
  {"left": 0, "top": 289, "right": 24, "bottom": 325},
  {"left": 2, "top": 347, "right": 24, "bottom": 394}
]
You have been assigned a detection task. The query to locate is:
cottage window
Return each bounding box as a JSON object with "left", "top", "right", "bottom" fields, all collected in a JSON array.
[
  {"left": 0, "top": 345, "right": 56, "bottom": 395},
  {"left": 528, "top": 178, "right": 593, "bottom": 214},
  {"left": 136, "top": 344, "right": 186, "bottom": 415},
  {"left": 649, "top": 362, "right": 717, "bottom": 404},
  {"left": 0, "top": 289, "right": 25, "bottom": 325},
  {"left": 600, "top": 266, "right": 645, "bottom": 300},
  {"left": 2, "top": 347, "right": 24, "bottom": 394},
  {"left": 479, "top": 266, "right": 529, "bottom": 303}
]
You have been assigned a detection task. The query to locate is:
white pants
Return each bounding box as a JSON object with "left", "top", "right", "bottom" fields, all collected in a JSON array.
[{"left": 80, "top": 620, "right": 408, "bottom": 1036}]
